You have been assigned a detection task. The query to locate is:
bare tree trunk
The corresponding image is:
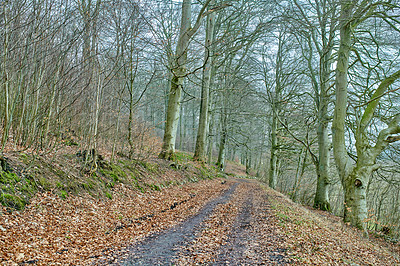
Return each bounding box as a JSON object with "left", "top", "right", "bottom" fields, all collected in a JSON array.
[
  {"left": 333, "top": 0, "right": 400, "bottom": 229},
  {"left": 111, "top": 87, "right": 123, "bottom": 163},
  {"left": 128, "top": 80, "right": 136, "bottom": 158},
  {"left": 160, "top": 0, "right": 213, "bottom": 159},
  {"left": 333, "top": 0, "right": 357, "bottom": 226},
  {"left": 292, "top": 147, "right": 307, "bottom": 201},
  {"left": 178, "top": 104, "right": 183, "bottom": 150},
  {"left": 43, "top": 68, "right": 60, "bottom": 148},
  {"left": 314, "top": 49, "right": 332, "bottom": 211},
  {"left": 216, "top": 101, "right": 227, "bottom": 171},
  {"left": 161, "top": 75, "right": 184, "bottom": 159},
  {"left": 207, "top": 103, "right": 215, "bottom": 164},
  {"left": 269, "top": 112, "right": 278, "bottom": 189},
  {"left": 159, "top": 0, "right": 191, "bottom": 160},
  {"left": 91, "top": 76, "right": 102, "bottom": 171},
  {"left": 216, "top": 127, "right": 226, "bottom": 171},
  {"left": 1, "top": 4, "right": 10, "bottom": 152},
  {"left": 269, "top": 32, "right": 284, "bottom": 189},
  {"left": 194, "top": 1, "right": 216, "bottom": 161}
]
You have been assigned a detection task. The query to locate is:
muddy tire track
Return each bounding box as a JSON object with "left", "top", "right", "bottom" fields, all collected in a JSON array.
[
  {"left": 212, "top": 184, "right": 288, "bottom": 265},
  {"left": 115, "top": 182, "right": 239, "bottom": 265},
  {"left": 212, "top": 193, "right": 254, "bottom": 264},
  {"left": 173, "top": 180, "right": 288, "bottom": 265},
  {"left": 211, "top": 183, "right": 288, "bottom": 265}
]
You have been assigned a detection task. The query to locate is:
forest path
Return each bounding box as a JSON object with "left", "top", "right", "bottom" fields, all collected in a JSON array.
[{"left": 108, "top": 179, "right": 288, "bottom": 265}]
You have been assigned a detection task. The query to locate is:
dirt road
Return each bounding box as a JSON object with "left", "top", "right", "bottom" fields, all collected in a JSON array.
[{"left": 107, "top": 179, "right": 288, "bottom": 265}]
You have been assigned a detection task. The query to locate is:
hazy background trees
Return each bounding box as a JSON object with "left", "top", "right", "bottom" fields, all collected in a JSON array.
[{"left": 1, "top": 0, "right": 400, "bottom": 236}]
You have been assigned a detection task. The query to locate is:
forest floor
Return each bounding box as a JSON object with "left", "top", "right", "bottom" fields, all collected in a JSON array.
[{"left": 0, "top": 150, "right": 400, "bottom": 265}]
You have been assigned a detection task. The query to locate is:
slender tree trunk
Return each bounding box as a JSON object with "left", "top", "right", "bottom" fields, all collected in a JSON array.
[
  {"left": 269, "top": 112, "right": 278, "bottom": 189},
  {"left": 111, "top": 88, "right": 123, "bottom": 163},
  {"left": 1, "top": 4, "right": 10, "bottom": 152},
  {"left": 160, "top": 0, "right": 212, "bottom": 159},
  {"left": 269, "top": 31, "right": 284, "bottom": 189},
  {"left": 43, "top": 68, "right": 60, "bottom": 148},
  {"left": 217, "top": 111, "right": 227, "bottom": 171},
  {"left": 194, "top": 1, "right": 216, "bottom": 161},
  {"left": 207, "top": 104, "right": 215, "bottom": 164},
  {"left": 292, "top": 148, "right": 307, "bottom": 201},
  {"left": 127, "top": 37, "right": 139, "bottom": 158},
  {"left": 179, "top": 104, "right": 184, "bottom": 150},
  {"left": 28, "top": 70, "right": 44, "bottom": 147},
  {"left": 314, "top": 52, "right": 332, "bottom": 211},
  {"left": 91, "top": 76, "right": 102, "bottom": 171},
  {"left": 216, "top": 129, "right": 226, "bottom": 171},
  {"left": 245, "top": 149, "right": 251, "bottom": 174},
  {"left": 128, "top": 89, "right": 135, "bottom": 158}
]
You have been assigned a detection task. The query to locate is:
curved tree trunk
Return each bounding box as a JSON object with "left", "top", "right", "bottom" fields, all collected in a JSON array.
[
  {"left": 333, "top": 0, "right": 357, "bottom": 227},
  {"left": 333, "top": 0, "right": 400, "bottom": 230},
  {"left": 159, "top": 0, "right": 213, "bottom": 160}
]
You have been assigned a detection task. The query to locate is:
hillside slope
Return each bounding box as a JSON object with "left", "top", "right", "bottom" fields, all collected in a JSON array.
[
  {"left": 266, "top": 187, "right": 400, "bottom": 265},
  {"left": 0, "top": 153, "right": 399, "bottom": 264}
]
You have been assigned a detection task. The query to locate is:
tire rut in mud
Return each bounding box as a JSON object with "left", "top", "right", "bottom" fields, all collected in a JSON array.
[
  {"left": 212, "top": 193, "right": 254, "bottom": 265},
  {"left": 213, "top": 184, "right": 288, "bottom": 265},
  {"left": 116, "top": 182, "right": 239, "bottom": 265}
]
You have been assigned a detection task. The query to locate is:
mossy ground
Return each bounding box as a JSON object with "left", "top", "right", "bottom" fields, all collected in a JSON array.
[{"left": 0, "top": 150, "right": 227, "bottom": 211}]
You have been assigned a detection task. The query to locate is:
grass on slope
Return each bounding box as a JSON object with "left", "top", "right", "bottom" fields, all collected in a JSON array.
[
  {"left": 0, "top": 149, "right": 222, "bottom": 212},
  {"left": 264, "top": 185, "right": 400, "bottom": 265}
]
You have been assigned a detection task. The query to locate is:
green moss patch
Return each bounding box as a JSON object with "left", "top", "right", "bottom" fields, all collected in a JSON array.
[
  {"left": 0, "top": 193, "right": 26, "bottom": 210},
  {"left": 174, "top": 151, "right": 193, "bottom": 163},
  {"left": 0, "top": 150, "right": 224, "bottom": 211}
]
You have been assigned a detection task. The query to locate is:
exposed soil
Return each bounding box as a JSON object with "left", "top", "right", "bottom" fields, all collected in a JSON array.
[
  {"left": 106, "top": 183, "right": 240, "bottom": 265},
  {"left": 2, "top": 175, "right": 399, "bottom": 265},
  {"left": 213, "top": 188, "right": 287, "bottom": 265},
  {"left": 107, "top": 180, "right": 288, "bottom": 265},
  {"left": 174, "top": 180, "right": 288, "bottom": 265},
  {"left": 0, "top": 178, "right": 231, "bottom": 264}
]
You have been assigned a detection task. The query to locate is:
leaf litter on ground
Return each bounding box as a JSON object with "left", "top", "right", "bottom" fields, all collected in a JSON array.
[
  {"left": 0, "top": 178, "right": 230, "bottom": 265},
  {"left": 1, "top": 176, "right": 400, "bottom": 265}
]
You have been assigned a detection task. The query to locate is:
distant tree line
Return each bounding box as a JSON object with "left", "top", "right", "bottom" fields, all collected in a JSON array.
[{"left": 1, "top": 0, "right": 400, "bottom": 235}]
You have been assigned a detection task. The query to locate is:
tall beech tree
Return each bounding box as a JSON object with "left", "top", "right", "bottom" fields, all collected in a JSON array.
[
  {"left": 193, "top": 0, "right": 216, "bottom": 161},
  {"left": 159, "top": 0, "right": 213, "bottom": 159},
  {"left": 333, "top": 0, "right": 400, "bottom": 229},
  {"left": 291, "top": 0, "right": 338, "bottom": 211}
]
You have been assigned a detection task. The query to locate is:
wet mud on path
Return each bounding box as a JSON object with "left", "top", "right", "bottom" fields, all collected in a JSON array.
[
  {"left": 212, "top": 193, "right": 255, "bottom": 264},
  {"left": 104, "top": 179, "right": 288, "bottom": 265},
  {"left": 212, "top": 183, "right": 288, "bottom": 265},
  {"left": 116, "top": 182, "right": 240, "bottom": 265}
]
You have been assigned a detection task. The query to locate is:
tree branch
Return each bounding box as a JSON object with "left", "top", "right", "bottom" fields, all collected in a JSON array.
[
  {"left": 187, "top": 0, "right": 213, "bottom": 38},
  {"left": 387, "top": 135, "right": 400, "bottom": 143},
  {"left": 202, "top": 2, "right": 232, "bottom": 17},
  {"left": 359, "top": 69, "right": 400, "bottom": 131},
  {"left": 373, "top": 115, "right": 400, "bottom": 156}
]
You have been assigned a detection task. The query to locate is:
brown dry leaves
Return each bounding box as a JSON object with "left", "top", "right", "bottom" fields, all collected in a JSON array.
[
  {"left": 175, "top": 182, "right": 245, "bottom": 265},
  {"left": 175, "top": 181, "right": 288, "bottom": 265},
  {"left": 2, "top": 177, "right": 399, "bottom": 265},
  {"left": 0, "top": 178, "right": 229, "bottom": 265},
  {"left": 265, "top": 186, "right": 400, "bottom": 265}
]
